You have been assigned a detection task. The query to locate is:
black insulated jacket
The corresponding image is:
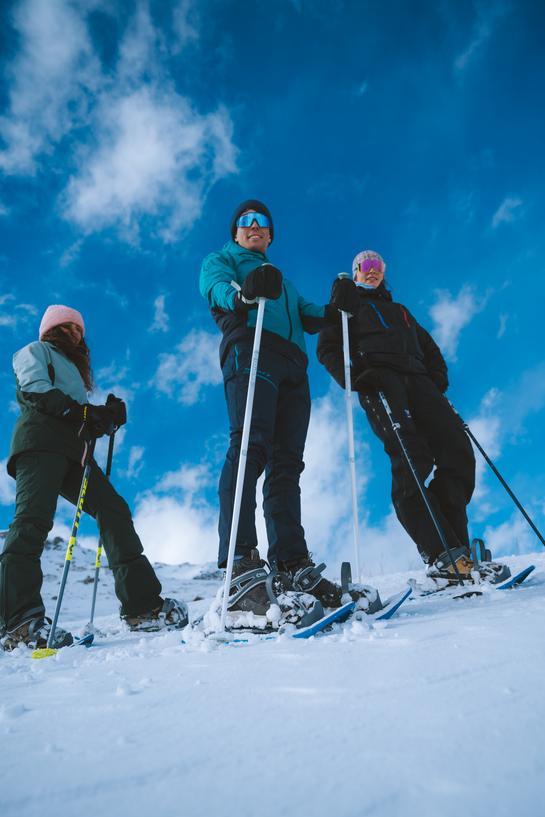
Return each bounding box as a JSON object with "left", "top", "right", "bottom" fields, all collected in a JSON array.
[{"left": 317, "top": 284, "right": 448, "bottom": 391}]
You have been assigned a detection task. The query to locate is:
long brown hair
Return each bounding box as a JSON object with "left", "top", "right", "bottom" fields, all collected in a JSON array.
[{"left": 41, "top": 326, "right": 93, "bottom": 391}]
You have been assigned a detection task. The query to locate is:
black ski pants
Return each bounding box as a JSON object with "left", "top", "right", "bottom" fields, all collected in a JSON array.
[
  {"left": 0, "top": 450, "right": 162, "bottom": 631},
  {"left": 361, "top": 372, "right": 475, "bottom": 565},
  {"left": 218, "top": 343, "right": 311, "bottom": 568}
]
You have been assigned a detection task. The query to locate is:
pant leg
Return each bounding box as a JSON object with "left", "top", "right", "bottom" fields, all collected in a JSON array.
[
  {"left": 60, "top": 460, "right": 162, "bottom": 617},
  {"left": 217, "top": 345, "right": 280, "bottom": 568},
  {"left": 262, "top": 361, "right": 311, "bottom": 566},
  {"left": 360, "top": 373, "right": 462, "bottom": 564},
  {"left": 0, "top": 451, "right": 69, "bottom": 630},
  {"left": 408, "top": 376, "right": 475, "bottom": 549}
]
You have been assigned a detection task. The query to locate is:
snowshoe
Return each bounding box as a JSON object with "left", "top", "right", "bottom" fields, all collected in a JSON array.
[
  {"left": 427, "top": 546, "right": 511, "bottom": 586},
  {"left": 0, "top": 615, "right": 73, "bottom": 652},
  {"left": 123, "top": 597, "right": 189, "bottom": 633},
  {"left": 340, "top": 561, "right": 383, "bottom": 614},
  {"left": 204, "top": 549, "right": 324, "bottom": 633}
]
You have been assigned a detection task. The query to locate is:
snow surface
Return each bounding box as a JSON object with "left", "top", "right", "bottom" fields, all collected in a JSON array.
[{"left": 1, "top": 540, "right": 545, "bottom": 817}]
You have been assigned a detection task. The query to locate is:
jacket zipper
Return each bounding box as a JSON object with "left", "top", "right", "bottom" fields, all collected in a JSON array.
[{"left": 283, "top": 284, "right": 293, "bottom": 341}]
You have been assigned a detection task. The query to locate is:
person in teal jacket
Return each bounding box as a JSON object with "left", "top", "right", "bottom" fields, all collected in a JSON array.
[
  {"left": 199, "top": 199, "right": 377, "bottom": 622},
  {"left": 0, "top": 305, "right": 188, "bottom": 651}
]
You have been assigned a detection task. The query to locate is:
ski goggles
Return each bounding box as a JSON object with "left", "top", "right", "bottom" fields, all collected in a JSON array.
[
  {"left": 236, "top": 212, "right": 271, "bottom": 229},
  {"left": 357, "top": 257, "right": 384, "bottom": 275}
]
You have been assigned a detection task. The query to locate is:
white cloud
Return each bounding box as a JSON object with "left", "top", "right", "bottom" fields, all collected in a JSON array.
[
  {"left": 157, "top": 463, "right": 212, "bottom": 495},
  {"left": 497, "top": 313, "right": 508, "bottom": 339},
  {"left": 428, "top": 284, "right": 485, "bottom": 361},
  {"left": 63, "top": 87, "right": 236, "bottom": 241},
  {"left": 0, "top": 293, "right": 39, "bottom": 331},
  {"left": 0, "top": 460, "right": 15, "bottom": 506},
  {"left": 0, "top": 0, "right": 100, "bottom": 175},
  {"left": 467, "top": 363, "right": 545, "bottom": 522},
  {"left": 454, "top": 5, "right": 507, "bottom": 75},
  {"left": 134, "top": 465, "right": 218, "bottom": 564},
  {"left": 454, "top": 20, "right": 492, "bottom": 73},
  {"left": 153, "top": 328, "right": 222, "bottom": 405},
  {"left": 171, "top": 0, "right": 199, "bottom": 50},
  {"left": 482, "top": 511, "right": 542, "bottom": 559},
  {"left": 492, "top": 196, "right": 523, "bottom": 228},
  {"left": 124, "top": 445, "right": 145, "bottom": 480},
  {"left": 0, "top": 0, "right": 238, "bottom": 241},
  {"left": 149, "top": 294, "right": 169, "bottom": 333}
]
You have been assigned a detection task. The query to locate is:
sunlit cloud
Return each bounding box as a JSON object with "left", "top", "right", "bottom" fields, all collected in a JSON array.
[
  {"left": 0, "top": 0, "right": 238, "bottom": 241},
  {"left": 153, "top": 328, "right": 222, "bottom": 405},
  {"left": 428, "top": 284, "right": 486, "bottom": 361}
]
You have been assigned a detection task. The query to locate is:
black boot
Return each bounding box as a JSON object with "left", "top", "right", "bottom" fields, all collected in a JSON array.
[{"left": 278, "top": 555, "right": 343, "bottom": 609}]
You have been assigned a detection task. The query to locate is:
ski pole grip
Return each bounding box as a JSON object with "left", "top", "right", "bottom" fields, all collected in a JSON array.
[{"left": 337, "top": 272, "right": 351, "bottom": 280}]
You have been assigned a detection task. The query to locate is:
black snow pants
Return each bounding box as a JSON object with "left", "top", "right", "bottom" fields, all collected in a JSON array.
[
  {"left": 0, "top": 451, "right": 162, "bottom": 631},
  {"left": 360, "top": 371, "right": 475, "bottom": 565},
  {"left": 218, "top": 342, "right": 311, "bottom": 568}
]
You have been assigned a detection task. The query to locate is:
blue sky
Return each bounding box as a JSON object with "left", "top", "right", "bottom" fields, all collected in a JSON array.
[{"left": 1, "top": 0, "right": 544, "bottom": 572}]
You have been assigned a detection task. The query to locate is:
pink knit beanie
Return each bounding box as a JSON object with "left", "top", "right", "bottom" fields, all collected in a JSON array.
[{"left": 39, "top": 305, "right": 85, "bottom": 340}]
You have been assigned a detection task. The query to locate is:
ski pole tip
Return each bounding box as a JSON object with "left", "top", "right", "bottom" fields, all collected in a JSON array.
[{"left": 31, "top": 647, "right": 58, "bottom": 660}]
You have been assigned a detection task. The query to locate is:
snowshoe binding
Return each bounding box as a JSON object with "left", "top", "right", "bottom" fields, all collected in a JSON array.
[
  {"left": 123, "top": 597, "right": 189, "bottom": 633},
  {"left": 340, "top": 561, "right": 383, "bottom": 614},
  {"left": 0, "top": 615, "right": 73, "bottom": 652},
  {"left": 205, "top": 549, "right": 324, "bottom": 633},
  {"left": 427, "top": 546, "right": 511, "bottom": 587},
  {"left": 279, "top": 555, "right": 382, "bottom": 613}
]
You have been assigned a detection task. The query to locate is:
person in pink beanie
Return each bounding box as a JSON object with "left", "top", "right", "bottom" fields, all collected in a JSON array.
[{"left": 0, "top": 305, "right": 188, "bottom": 651}]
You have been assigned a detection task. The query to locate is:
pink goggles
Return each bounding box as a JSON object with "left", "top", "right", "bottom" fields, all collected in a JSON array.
[{"left": 358, "top": 258, "right": 384, "bottom": 275}]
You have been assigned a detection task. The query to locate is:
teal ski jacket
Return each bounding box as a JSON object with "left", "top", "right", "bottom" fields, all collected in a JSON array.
[{"left": 200, "top": 240, "right": 329, "bottom": 367}]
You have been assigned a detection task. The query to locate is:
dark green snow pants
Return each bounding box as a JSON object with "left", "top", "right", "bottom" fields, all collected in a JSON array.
[{"left": 0, "top": 451, "right": 162, "bottom": 631}]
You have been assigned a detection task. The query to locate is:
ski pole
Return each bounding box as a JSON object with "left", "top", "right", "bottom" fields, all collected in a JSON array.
[
  {"left": 219, "top": 297, "right": 267, "bottom": 632},
  {"left": 373, "top": 392, "right": 465, "bottom": 586},
  {"left": 87, "top": 431, "right": 116, "bottom": 630},
  {"left": 32, "top": 434, "right": 97, "bottom": 658},
  {"left": 337, "top": 272, "right": 362, "bottom": 583},
  {"left": 453, "top": 405, "right": 545, "bottom": 549}
]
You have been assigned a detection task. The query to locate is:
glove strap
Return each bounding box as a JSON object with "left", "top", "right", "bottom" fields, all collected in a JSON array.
[{"left": 231, "top": 279, "right": 257, "bottom": 306}]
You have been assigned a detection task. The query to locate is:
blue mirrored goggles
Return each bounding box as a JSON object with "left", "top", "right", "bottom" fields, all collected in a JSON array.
[{"left": 236, "top": 212, "right": 271, "bottom": 229}]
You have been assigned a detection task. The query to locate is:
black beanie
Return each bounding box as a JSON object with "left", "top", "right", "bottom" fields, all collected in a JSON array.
[{"left": 230, "top": 199, "right": 274, "bottom": 242}]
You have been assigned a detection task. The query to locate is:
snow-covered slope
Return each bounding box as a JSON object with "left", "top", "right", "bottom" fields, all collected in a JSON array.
[{"left": 1, "top": 539, "right": 544, "bottom": 817}]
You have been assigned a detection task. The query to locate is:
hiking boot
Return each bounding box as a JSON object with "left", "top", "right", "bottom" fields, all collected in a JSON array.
[
  {"left": 0, "top": 616, "right": 73, "bottom": 652},
  {"left": 428, "top": 547, "right": 510, "bottom": 585},
  {"left": 278, "top": 555, "right": 343, "bottom": 609},
  {"left": 202, "top": 550, "right": 325, "bottom": 632},
  {"left": 228, "top": 548, "right": 271, "bottom": 615},
  {"left": 123, "top": 597, "right": 189, "bottom": 632}
]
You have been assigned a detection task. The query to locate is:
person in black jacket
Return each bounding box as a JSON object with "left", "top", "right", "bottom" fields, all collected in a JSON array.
[{"left": 317, "top": 250, "right": 509, "bottom": 584}]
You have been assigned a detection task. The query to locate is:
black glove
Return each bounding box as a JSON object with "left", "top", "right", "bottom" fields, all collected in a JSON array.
[
  {"left": 85, "top": 405, "right": 117, "bottom": 438},
  {"left": 106, "top": 393, "right": 127, "bottom": 428},
  {"left": 329, "top": 277, "right": 360, "bottom": 317},
  {"left": 240, "top": 263, "right": 283, "bottom": 303},
  {"left": 429, "top": 370, "right": 448, "bottom": 394},
  {"left": 352, "top": 368, "right": 385, "bottom": 396}
]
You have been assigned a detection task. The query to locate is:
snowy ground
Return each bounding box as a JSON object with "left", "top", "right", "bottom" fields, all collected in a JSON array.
[{"left": 1, "top": 540, "right": 544, "bottom": 817}]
